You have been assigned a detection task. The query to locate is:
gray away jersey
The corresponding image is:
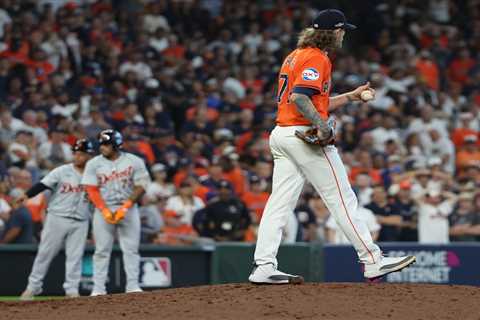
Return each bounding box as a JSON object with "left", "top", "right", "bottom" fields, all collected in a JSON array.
[
  {"left": 81, "top": 152, "right": 151, "bottom": 209},
  {"left": 41, "top": 164, "right": 93, "bottom": 220}
]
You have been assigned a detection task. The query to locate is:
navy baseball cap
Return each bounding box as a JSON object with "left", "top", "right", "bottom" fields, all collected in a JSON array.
[{"left": 312, "top": 9, "right": 356, "bottom": 30}]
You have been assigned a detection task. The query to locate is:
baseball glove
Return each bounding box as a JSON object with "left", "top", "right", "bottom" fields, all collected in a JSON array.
[{"left": 295, "top": 127, "right": 335, "bottom": 146}]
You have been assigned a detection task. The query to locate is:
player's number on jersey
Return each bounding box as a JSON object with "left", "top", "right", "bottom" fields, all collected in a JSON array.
[{"left": 277, "top": 74, "right": 288, "bottom": 103}]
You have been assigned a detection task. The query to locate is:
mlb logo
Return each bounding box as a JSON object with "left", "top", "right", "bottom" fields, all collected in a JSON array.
[
  {"left": 139, "top": 257, "right": 172, "bottom": 288},
  {"left": 302, "top": 68, "right": 320, "bottom": 81}
]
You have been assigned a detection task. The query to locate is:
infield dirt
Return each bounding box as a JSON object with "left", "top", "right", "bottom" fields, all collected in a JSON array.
[{"left": 1, "top": 283, "right": 479, "bottom": 320}]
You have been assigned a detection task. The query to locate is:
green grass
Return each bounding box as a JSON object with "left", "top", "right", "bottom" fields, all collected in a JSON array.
[{"left": 0, "top": 296, "right": 65, "bottom": 301}]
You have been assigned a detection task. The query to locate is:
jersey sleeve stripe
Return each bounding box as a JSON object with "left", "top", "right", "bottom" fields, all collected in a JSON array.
[{"left": 292, "top": 86, "right": 320, "bottom": 97}]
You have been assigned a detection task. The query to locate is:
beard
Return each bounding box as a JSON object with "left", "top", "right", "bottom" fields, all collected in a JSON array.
[{"left": 334, "top": 36, "right": 344, "bottom": 49}]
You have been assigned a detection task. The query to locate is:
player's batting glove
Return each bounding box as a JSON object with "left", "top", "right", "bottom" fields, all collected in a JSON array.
[
  {"left": 113, "top": 200, "right": 133, "bottom": 223},
  {"left": 101, "top": 208, "right": 116, "bottom": 224}
]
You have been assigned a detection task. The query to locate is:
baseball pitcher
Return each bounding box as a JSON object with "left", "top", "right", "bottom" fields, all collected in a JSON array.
[
  {"left": 249, "top": 9, "right": 415, "bottom": 284},
  {"left": 19, "top": 139, "right": 95, "bottom": 300},
  {"left": 81, "top": 129, "right": 150, "bottom": 295}
]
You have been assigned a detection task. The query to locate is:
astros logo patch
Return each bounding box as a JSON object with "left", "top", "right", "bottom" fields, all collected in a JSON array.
[{"left": 302, "top": 68, "right": 320, "bottom": 81}]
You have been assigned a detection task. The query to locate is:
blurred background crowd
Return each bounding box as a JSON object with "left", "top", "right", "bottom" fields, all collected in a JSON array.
[{"left": 1, "top": 0, "right": 480, "bottom": 246}]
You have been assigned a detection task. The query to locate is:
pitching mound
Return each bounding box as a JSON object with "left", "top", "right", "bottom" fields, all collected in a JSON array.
[{"left": 2, "top": 283, "right": 479, "bottom": 320}]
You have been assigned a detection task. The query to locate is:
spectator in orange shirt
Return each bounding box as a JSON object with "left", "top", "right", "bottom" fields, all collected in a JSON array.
[
  {"left": 185, "top": 97, "right": 219, "bottom": 122},
  {"left": 448, "top": 47, "right": 475, "bottom": 86},
  {"left": 451, "top": 112, "right": 478, "bottom": 148},
  {"left": 415, "top": 50, "right": 439, "bottom": 90},
  {"left": 220, "top": 153, "right": 246, "bottom": 196},
  {"left": 456, "top": 135, "right": 480, "bottom": 172},
  {"left": 183, "top": 175, "right": 210, "bottom": 204},
  {"left": 242, "top": 175, "right": 269, "bottom": 223},
  {"left": 153, "top": 209, "right": 198, "bottom": 246},
  {"left": 349, "top": 150, "right": 382, "bottom": 185},
  {"left": 25, "top": 49, "right": 55, "bottom": 82}
]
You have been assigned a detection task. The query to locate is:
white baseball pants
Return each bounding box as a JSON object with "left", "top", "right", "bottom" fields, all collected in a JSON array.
[
  {"left": 254, "top": 125, "right": 382, "bottom": 266},
  {"left": 26, "top": 215, "right": 88, "bottom": 295},
  {"left": 92, "top": 207, "right": 140, "bottom": 293}
]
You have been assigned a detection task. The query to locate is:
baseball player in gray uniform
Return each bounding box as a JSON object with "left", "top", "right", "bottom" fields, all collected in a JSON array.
[
  {"left": 19, "top": 139, "right": 95, "bottom": 300},
  {"left": 81, "top": 129, "right": 150, "bottom": 295}
]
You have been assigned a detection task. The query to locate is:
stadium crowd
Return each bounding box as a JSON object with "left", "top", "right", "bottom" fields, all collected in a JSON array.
[{"left": 0, "top": 0, "right": 480, "bottom": 246}]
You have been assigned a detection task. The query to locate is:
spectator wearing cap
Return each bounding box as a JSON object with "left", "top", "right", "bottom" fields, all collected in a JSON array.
[
  {"left": 456, "top": 134, "right": 480, "bottom": 172},
  {"left": 241, "top": 175, "right": 269, "bottom": 224},
  {"left": 390, "top": 180, "right": 418, "bottom": 241},
  {"left": 449, "top": 192, "right": 477, "bottom": 242},
  {"left": 381, "top": 155, "right": 404, "bottom": 189},
  {"left": 146, "top": 163, "right": 175, "bottom": 201},
  {"left": 165, "top": 180, "right": 204, "bottom": 226},
  {"left": 198, "top": 180, "right": 251, "bottom": 241},
  {"left": 365, "top": 185, "right": 403, "bottom": 242},
  {"left": 37, "top": 127, "right": 73, "bottom": 171},
  {"left": 415, "top": 186, "right": 457, "bottom": 244},
  {"left": 410, "top": 167, "right": 441, "bottom": 200}
]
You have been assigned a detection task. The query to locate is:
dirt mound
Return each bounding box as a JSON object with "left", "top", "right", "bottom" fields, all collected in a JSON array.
[{"left": 2, "top": 283, "right": 479, "bottom": 320}]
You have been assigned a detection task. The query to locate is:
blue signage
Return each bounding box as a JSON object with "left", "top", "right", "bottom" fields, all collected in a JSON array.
[{"left": 324, "top": 243, "right": 480, "bottom": 286}]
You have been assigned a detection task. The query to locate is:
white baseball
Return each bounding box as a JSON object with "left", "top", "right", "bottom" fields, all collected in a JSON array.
[{"left": 360, "top": 90, "right": 374, "bottom": 101}]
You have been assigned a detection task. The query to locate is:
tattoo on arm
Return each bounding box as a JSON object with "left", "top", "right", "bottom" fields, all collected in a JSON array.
[{"left": 292, "top": 93, "right": 331, "bottom": 138}]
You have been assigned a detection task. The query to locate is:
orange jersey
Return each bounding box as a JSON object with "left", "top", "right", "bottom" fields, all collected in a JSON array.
[{"left": 276, "top": 47, "right": 332, "bottom": 126}]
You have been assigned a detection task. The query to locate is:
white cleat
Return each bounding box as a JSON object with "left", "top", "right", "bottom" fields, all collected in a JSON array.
[
  {"left": 126, "top": 287, "right": 143, "bottom": 293},
  {"left": 248, "top": 263, "right": 304, "bottom": 285},
  {"left": 66, "top": 292, "right": 80, "bottom": 298},
  {"left": 20, "top": 288, "right": 41, "bottom": 301},
  {"left": 90, "top": 290, "right": 107, "bottom": 297},
  {"left": 364, "top": 255, "right": 416, "bottom": 279}
]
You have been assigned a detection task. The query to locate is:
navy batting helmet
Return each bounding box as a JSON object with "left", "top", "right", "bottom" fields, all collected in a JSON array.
[
  {"left": 72, "top": 138, "right": 95, "bottom": 154},
  {"left": 98, "top": 129, "right": 123, "bottom": 149}
]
